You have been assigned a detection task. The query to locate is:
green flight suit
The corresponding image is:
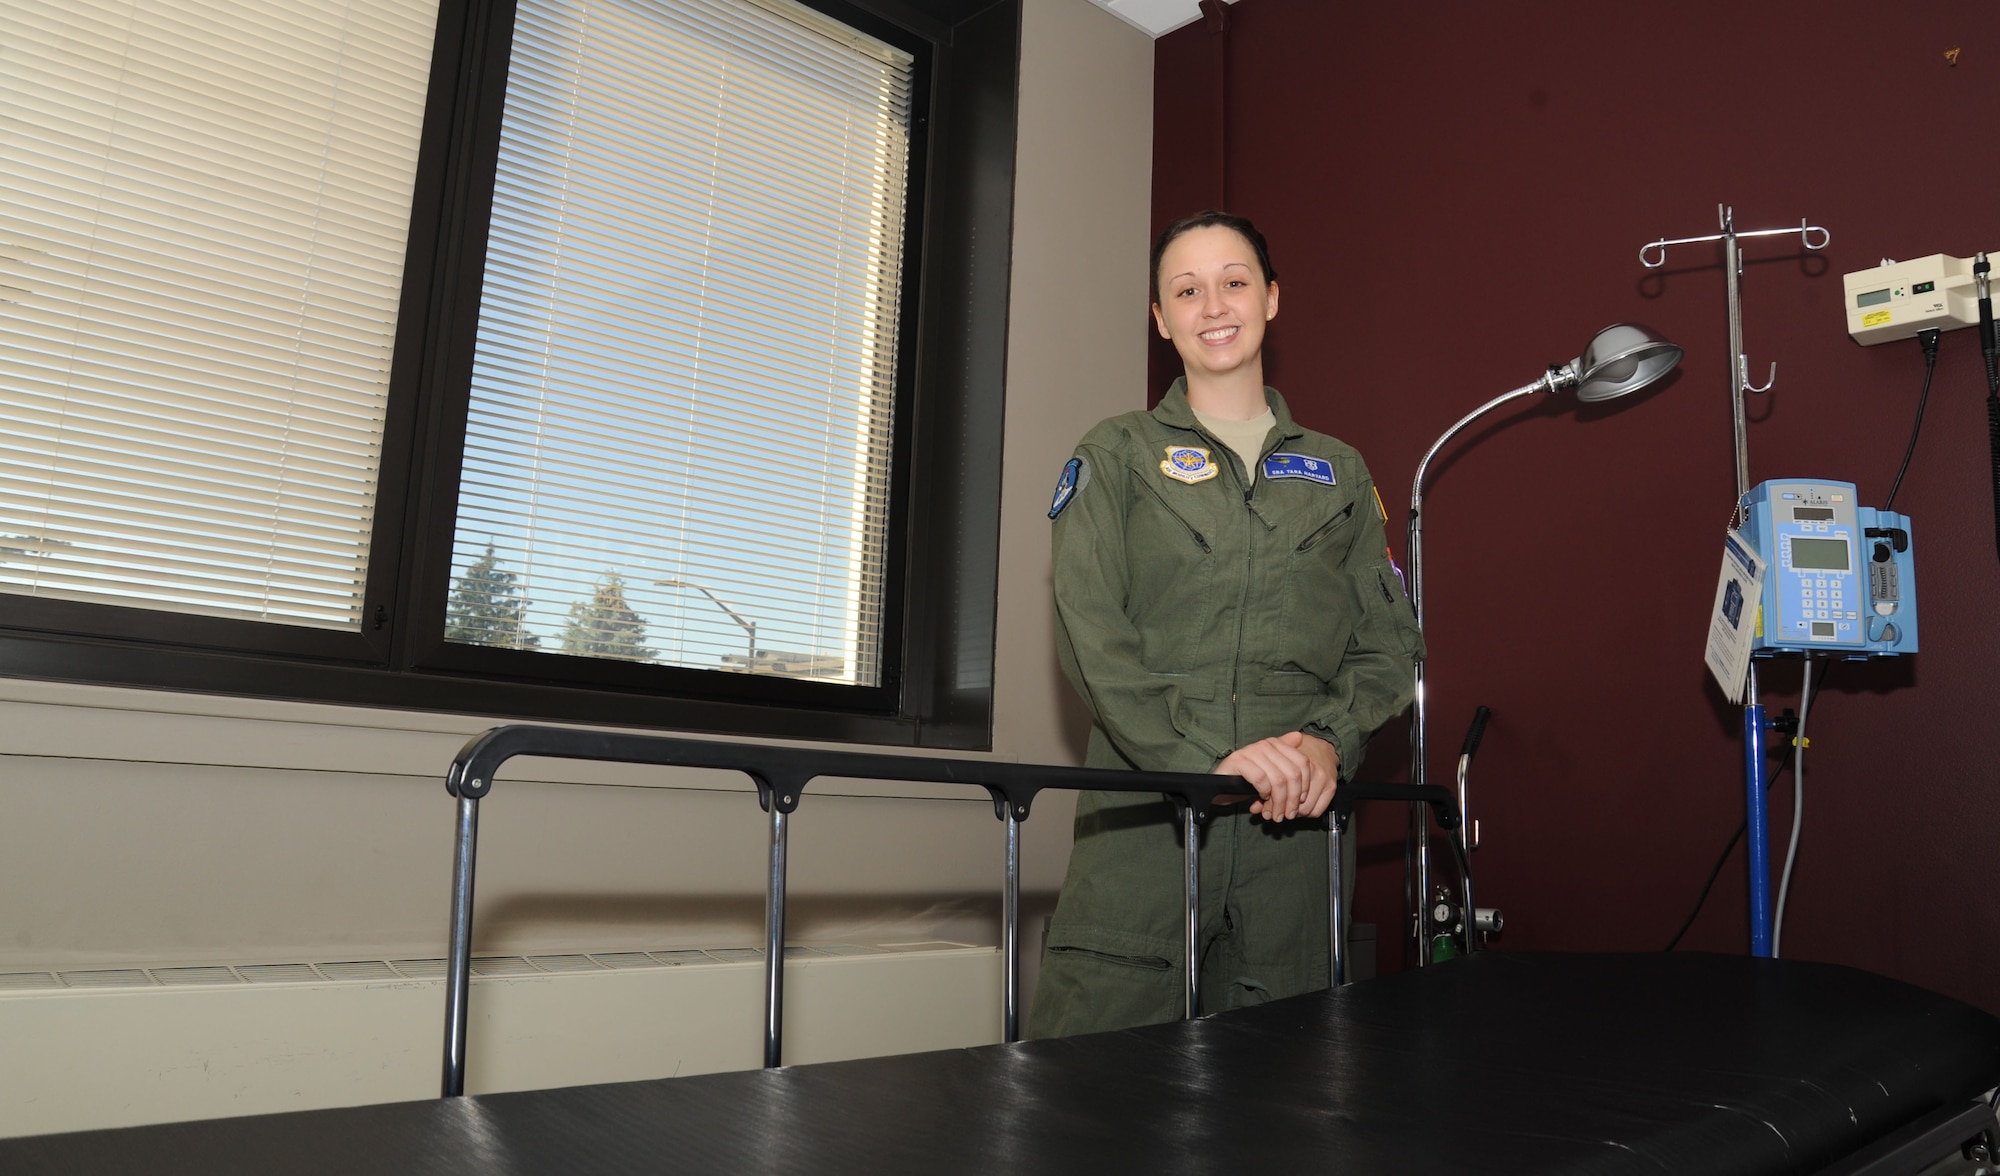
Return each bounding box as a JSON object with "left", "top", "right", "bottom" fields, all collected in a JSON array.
[{"left": 1030, "top": 380, "right": 1424, "bottom": 1038}]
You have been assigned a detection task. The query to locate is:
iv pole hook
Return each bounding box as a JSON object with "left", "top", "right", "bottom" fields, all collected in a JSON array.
[{"left": 1741, "top": 355, "right": 1776, "bottom": 394}]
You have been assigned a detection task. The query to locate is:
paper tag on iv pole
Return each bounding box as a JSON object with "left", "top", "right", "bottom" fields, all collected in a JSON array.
[{"left": 1704, "top": 529, "right": 1765, "bottom": 703}]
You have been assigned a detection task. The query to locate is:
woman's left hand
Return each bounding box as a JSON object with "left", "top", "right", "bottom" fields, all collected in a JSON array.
[
  {"left": 1282, "top": 732, "right": 1341, "bottom": 821},
  {"left": 1213, "top": 731, "right": 1340, "bottom": 822}
]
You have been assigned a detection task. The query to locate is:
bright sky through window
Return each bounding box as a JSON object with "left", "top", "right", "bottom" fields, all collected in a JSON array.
[
  {"left": 0, "top": 0, "right": 436, "bottom": 627},
  {"left": 447, "top": 0, "right": 913, "bottom": 685}
]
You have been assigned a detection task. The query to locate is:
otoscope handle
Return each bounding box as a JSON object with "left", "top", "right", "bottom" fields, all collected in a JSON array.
[
  {"left": 1978, "top": 253, "right": 1998, "bottom": 395},
  {"left": 1459, "top": 705, "right": 1493, "bottom": 760},
  {"left": 1973, "top": 253, "right": 2000, "bottom": 564}
]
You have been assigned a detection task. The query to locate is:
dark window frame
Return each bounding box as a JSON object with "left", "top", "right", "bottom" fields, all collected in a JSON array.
[{"left": 0, "top": 0, "right": 1020, "bottom": 750}]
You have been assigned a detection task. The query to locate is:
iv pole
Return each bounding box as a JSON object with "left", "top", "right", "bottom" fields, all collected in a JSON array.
[{"left": 1638, "top": 205, "right": 1830, "bottom": 959}]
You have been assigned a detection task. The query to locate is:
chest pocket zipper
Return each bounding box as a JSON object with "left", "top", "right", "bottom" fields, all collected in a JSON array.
[
  {"left": 1296, "top": 502, "right": 1355, "bottom": 553},
  {"left": 1138, "top": 479, "right": 1213, "bottom": 552}
]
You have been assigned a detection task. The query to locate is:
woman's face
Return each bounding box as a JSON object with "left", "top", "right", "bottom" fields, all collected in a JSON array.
[{"left": 1151, "top": 225, "right": 1279, "bottom": 381}]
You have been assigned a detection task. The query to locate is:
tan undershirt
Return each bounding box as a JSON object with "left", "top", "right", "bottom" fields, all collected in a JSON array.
[{"left": 1192, "top": 407, "right": 1277, "bottom": 486}]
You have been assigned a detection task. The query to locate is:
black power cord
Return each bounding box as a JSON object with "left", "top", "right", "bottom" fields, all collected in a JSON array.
[
  {"left": 1882, "top": 328, "right": 1942, "bottom": 512},
  {"left": 1989, "top": 391, "right": 2000, "bottom": 562},
  {"left": 1665, "top": 660, "right": 1834, "bottom": 952}
]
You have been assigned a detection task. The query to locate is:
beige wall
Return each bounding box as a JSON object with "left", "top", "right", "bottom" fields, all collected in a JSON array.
[{"left": 0, "top": 0, "right": 1154, "bottom": 1028}]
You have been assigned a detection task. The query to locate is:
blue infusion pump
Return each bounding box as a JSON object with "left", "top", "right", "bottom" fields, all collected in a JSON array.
[{"left": 1739, "top": 479, "right": 1918, "bottom": 657}]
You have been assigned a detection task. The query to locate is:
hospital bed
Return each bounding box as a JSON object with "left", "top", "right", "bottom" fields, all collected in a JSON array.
[{"left": 3, "top": 726, "right": 1993, "bottom": 1173}]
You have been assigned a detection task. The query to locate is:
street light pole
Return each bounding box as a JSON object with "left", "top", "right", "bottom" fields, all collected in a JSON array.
[{"left": 657, "top": 578, "right": 757, "bottom": 667}]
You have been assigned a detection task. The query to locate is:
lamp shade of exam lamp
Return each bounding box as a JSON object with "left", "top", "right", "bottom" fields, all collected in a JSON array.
[{"left": 1401, "top": 323, "right": 1683, "bottom": 964}]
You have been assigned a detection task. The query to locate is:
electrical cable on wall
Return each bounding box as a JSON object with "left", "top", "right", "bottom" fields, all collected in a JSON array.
[
  {"left": 1199, "top": 0, "right": 1228, "bottom": 208},
  {"left": 1771, "top": 655, "right": 1813, "bottom": 958},
  {"left": 1883, "top": 329, "right": 1941, "bottom": 512}
]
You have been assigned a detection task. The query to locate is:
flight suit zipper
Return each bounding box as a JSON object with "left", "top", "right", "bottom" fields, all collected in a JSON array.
[
  {"left": 1297, "top": 503, "right": 1355, "bottom": 552},
  {"left": 1203, "top": 423, "right": 1302, "bottom": 744},
  {"left": 1193, "top": 427, "right": 1260, "bottom": 743}
]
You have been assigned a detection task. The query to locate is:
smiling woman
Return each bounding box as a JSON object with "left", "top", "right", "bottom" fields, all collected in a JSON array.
[
  {"left": 1149, "top": 215, "right": 1280, "bottom": 387},
  {"left": 1033, "top": 210, "right": 1425, "bottom": 1037}
]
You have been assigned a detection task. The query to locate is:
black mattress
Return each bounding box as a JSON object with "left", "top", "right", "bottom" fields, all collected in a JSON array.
[{"left": 6, "top": 952, "right": 1997, "bottom": 1175}]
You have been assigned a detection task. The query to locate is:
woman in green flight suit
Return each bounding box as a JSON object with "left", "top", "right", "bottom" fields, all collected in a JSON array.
[{"left": 1031, "top": 212, "right": 1424, "bottom": 1038}]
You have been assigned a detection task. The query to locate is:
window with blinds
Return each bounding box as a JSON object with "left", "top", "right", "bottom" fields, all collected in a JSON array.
[
  {"left": 0, "top": 0, "right": 437, "bottom": 629},
  {"left": 446, "top": 0, "right": 913, "bottom": 686}
]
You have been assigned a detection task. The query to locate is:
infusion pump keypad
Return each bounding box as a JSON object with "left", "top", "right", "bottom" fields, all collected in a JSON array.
[{"left": 1772, "top": 486, "right": 1862, "bottom": 647}]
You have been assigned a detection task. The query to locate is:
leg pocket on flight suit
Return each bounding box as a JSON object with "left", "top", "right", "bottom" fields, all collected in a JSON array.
[
  {"left": 1045, "top": 944, "right": 1173, "bottom": 972},
  {"left": 1033, "top": 941, "right": 1181, "bottom": 1038}
]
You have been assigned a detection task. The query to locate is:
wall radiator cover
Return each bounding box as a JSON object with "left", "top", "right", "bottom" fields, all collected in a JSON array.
[{"left": 0, "top": 942, "right": 1000, "bottom": 1140}]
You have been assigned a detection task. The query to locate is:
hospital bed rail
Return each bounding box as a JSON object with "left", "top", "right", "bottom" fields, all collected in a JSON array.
[{"left": 440, "top": 723, "right": 1467, "bottom": 1097}]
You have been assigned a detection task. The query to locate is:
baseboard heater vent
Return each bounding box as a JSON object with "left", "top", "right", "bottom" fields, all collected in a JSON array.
[
  {"left": 1, "top": 942, "right": 920, "bottom": 992},
  {"left": 0, "top": 941, "right": 999, "bottom": 1141}
]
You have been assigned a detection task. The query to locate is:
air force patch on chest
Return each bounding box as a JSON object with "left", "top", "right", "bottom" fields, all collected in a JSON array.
[
  {"left": 1263, "top": 452, "right": 1336, "bottom": 485},
  {"left": 1160, "top": 446, "right": 1218, "bottom": 484}
]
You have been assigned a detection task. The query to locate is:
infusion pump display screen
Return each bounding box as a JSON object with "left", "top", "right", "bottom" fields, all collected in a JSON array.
[
  {"left": 1754, "top": 479, "right": 1866, "bottom": 651},
  {"left": 1789, "top": 536, "right": 1851, "bottom": 571}
]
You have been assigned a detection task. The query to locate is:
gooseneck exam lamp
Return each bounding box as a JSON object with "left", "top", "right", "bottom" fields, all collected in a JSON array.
[{"left": 1405, "top": 323, "right": 1683, "bottom": 965}]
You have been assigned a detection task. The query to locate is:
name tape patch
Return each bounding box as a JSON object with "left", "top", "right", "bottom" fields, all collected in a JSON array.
[
  {"left": 1263, "top": 452, "right": 1336, "bottom": 485},
  {"left": 1160, "top": 446, "right": 1218, "bottom": 485}
]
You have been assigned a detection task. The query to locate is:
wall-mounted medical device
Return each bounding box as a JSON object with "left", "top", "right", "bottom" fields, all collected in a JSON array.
[
  {"left": 1738, "top": 479, "right": 1918, "bottom": 656},
  {"left": 1843, "top": 253, "right": 1994, "bottom": 345}
]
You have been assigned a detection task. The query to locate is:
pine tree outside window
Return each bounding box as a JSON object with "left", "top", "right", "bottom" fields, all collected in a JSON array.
[
  {"left": 443, "top": 543, "right": 539, "bottom": 650},
  {"left": 558, "top": 573, "right": 652, "bottom": 662}
]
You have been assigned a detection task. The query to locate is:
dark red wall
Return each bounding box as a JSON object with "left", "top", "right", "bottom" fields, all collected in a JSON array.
[{"left": 1153, "top": 0, "right": 2000, "bottom": 1008}]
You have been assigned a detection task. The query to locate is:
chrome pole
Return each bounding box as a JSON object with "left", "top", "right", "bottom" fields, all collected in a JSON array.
[
  {"left": 1720, "top": 207, "right": 1773, "bottom": 958},
  {"left": 1454, "top": 826, "right": 1476, "bottom": 955},
  {"left": 764, "top": 804, "right": 789, "bottom": 1068},
  {"left": 1408, "top": 472, "right": 1430, "bottom": 968},
  {"left": 1328, "top": 812, "right": 1346, "bottom": 986},
  {"left": 1414, "top": 808, "right": 1430, "bottom": 964},
  {"left": 1003, "top": 810, "right": 1021, "bottom": 1043},
  {"left": 1455, "top": 752, "right": 1477, "bottom": 953},
  {"left": 1407, "top": 378, "right": 1553, "bottom": 965},
  {"left": 442, "top": 794, "right": 479, "bottom": 1097},
  {"left": 1183, "top": 806, "right": 1200, "bottom": 1018},
  {"left": 1724, "top": 207, "right": 1751, "bottom": 510}
]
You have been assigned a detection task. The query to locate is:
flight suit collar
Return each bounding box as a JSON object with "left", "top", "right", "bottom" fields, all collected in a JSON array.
[
  {"left": 1152, "top": 377, "right": 1304, "bottom": 447},
  {"left": 1153, "top": 379, "right": 1308, "bottom": 531}
]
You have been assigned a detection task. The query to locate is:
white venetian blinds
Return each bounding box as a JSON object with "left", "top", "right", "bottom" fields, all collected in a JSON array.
[
  {"left": 449, "top": 0, "right": 913, "bottom": 686},
  {"left": 0, "top": 0, "right": 436, "bottom": 629}
]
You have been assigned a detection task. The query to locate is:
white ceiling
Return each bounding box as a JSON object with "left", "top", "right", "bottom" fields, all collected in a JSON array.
[{"left": 1086, "top": 0, "right": 1236, "bottom": 38}]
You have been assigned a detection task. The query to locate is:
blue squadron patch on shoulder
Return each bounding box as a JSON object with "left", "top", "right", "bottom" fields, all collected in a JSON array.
[
  {"left": 1160, "top": 445, "right": 1218, "bottom": 485},
  {"left": 1263, "top": 452, "right": 1336, "bottom": 485},
  {"left": 1048, "top": 456, "right": 1086, "bottom": 519}
]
